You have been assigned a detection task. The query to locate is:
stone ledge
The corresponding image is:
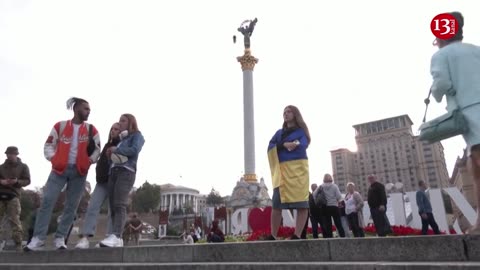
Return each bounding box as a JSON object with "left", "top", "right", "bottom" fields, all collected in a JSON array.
[
  {"left": 0, "top": 262, "right": 479, "bottom": 270},
  {"left": 0, "top": 235, "right": 477, "bottom": 264},
  {"left": 464, "top": 234, "right": 480, "bottom": 261},
  {"left": 329, "top": 235, "right": 468, "bottom": 262}
]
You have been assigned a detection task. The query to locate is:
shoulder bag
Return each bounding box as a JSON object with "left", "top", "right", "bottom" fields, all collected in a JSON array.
[{"left": 418, "top": 88, "right": 468, "bottom": 144}]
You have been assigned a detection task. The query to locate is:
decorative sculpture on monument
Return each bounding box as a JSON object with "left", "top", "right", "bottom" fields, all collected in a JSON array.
[{"left": 236, "top": 18, "right": 258, "bottom": 49}]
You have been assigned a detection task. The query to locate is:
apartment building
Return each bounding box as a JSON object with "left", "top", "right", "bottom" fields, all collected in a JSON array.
[{"left": 331, "top": 115, "right": 450, "bottom": 196}]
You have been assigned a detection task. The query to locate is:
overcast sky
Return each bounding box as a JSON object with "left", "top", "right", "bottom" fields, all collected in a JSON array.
[{"left": 1, "top": 0, "right": 478, "bottom": 197}]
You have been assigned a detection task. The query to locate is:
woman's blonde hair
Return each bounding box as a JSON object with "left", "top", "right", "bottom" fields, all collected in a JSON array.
[{"left": 347, "top": 182, "right": 355, "bottom": 188}]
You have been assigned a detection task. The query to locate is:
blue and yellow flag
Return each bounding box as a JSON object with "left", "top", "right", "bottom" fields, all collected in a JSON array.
[{"left": 267, "top": 128, "right": 309, "bottom": 203}]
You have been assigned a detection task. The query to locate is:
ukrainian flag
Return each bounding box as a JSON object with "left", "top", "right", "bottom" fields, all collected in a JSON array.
[{"left": 268, "top": 128, "right": 309, "bottom": 204}]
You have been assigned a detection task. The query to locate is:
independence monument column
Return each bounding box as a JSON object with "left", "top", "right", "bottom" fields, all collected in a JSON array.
[{"left": 236, "top": 18, "right": 259, "bottom": 182}]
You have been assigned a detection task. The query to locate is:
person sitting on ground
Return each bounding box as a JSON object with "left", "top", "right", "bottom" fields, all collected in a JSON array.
[
  {"left": 207, "top": 220, "right": 224, "bottom": 243},
  {"left": 181, "top": 230, "right": 194, "bottom": 244}
]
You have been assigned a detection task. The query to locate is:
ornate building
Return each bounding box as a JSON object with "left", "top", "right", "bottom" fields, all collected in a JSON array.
[
  {"left": 331, "top": 115, "right": 450, "bottom": 196},
  {"left": 449, "top": 149, "right": 477, "bottom": 232},
  {"left": 159, "top": 183, "right": 205, "bottom": 214}
]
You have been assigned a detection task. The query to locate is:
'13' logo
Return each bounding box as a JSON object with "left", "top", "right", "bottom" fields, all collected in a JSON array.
[{"left": 431, "top": 13, "right": 458, "bottom": 40}]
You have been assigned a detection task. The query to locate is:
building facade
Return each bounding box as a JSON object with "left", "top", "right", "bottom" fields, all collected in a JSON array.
[
  {"left": 450, "top": 150, "right": 477, "bottom": 207},
  {"left": 448, "top": 149, "right": 478, "bottom": 232},
  {"left": 331, "top": 115, "right": 450, "bottom": 196},
  {"left": 159, "top": 183, "right": 205, "bottom": 214}
]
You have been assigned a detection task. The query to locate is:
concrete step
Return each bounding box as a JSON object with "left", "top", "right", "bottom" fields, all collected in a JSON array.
[
  {"left": 0, "top": 262, "right": 479, "bottom": 270},
  {"left": 4, "top": 235, "right": 480, "bottom": 263},
  {"left": 1, "top": 234, "right": 478, "bottom": 270}
]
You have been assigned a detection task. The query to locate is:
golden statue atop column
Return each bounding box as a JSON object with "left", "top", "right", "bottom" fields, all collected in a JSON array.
[{"left": 236, "top": 18, "right": 259, "bottom": 72}]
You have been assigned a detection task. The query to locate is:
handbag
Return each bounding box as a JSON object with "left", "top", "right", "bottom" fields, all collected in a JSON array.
[
  {"left": 313, "top": 186, "right": 327, "bottom": 207},
  {"left": 0, "top": 191, "right": 16, "bottom": 201},
  {"left": 418, "top": 88, "right": 468, "bottom": 144}
]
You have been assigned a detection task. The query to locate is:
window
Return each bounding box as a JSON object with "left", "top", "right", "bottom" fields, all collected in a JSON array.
[
  {"left": 388, "top": 119, "right": 395, "bottom": 128},
  {"left": 394, "top": 118, "right": 400, "bottom": 128},
  {"left": 381, "top": 120, "right": 387, "bottom": 131}
]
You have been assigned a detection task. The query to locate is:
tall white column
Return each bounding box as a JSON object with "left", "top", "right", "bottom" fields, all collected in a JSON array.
[
  {"left": 243, "top": 70, "right": 255, "bottom": 174},
  {"left": 194, "top": 196, "right": 197, "bottom": 213},
  {"left": 237, "top": 49, "right": 259, "bottom": 182},
  {"left": 169, "top": 194, "right": 173, "bottom": 213}
]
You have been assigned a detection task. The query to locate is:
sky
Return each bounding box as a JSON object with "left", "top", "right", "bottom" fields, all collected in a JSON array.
[{"left": 1, "top": 0, "right": 479, "bottom": 197}]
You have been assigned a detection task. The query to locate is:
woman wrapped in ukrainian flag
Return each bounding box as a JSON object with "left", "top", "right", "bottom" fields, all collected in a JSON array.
[{"left": 267, "top": 105, "right": 311, "bottom": 240}]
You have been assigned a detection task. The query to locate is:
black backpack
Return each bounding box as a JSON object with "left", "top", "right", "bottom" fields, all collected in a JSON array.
[
  {"left": 86, "top": 124, "right": 95, "bottom": 156},
  {"left": 314, "top": 186, "right": 327, "bottom": 207}
]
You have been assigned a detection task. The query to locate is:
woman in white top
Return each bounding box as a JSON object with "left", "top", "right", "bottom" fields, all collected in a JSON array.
[{"left": 344, "top": 182, "right": 365, "bottom": 237}]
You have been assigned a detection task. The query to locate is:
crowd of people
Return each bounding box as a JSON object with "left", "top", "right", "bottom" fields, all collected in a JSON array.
[
  {"left": 0, "top": 96, "right": 145, "bottom": 251},
  {"left": 265, "top": 11, "right": 480, "bottom": 240},
  {"left": 0, "top": 10, "right": 479, "bottom": 251}
]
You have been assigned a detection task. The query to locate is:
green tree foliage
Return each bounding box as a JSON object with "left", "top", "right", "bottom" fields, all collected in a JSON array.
[
  {"left": 206, "top": 188, "right": 223, "bottom": 206},
  {"left": 131, "top": 181, "right": 161, "bottom": 213},
  {"left": 20, "top": 189, "right": 41, "bottom": 238},
  {"left": 19, "top": 190, "right": 40, "bottom": 222}
]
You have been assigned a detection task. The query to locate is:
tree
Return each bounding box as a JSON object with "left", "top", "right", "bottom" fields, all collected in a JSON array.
[
  {"left": 19, "top": 190, "right": 40, "bottom": 221},
  {"left": 19, "top": 190, "right": 41, "bottom": 238},
  {"left": 206, "top": 188, "right": 223, "bottom": 206},
  {"left": 131, "top": 181, "right": 161, "bottom": 213}
]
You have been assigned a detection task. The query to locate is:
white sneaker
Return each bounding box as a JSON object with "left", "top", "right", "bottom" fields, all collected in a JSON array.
[
  {"left": 24, "top": 237, "right": 45, "bottom": 251},
  {"left": 94, "top": 243, "right": 100, "bottom": 248},
  {"left": 75, "top": 237, "right": 89, "bottom": 249},
  {"left": 54, "top": 237, "right": 67, "bottom": 250},
  {"left": 99, "top": 234, "right": 123, "bottom": 248}
]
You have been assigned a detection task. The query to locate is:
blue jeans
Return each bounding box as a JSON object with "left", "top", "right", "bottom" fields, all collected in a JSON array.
[
  {"left": 340, "top": 216, "right": 352, "bottom": 238},
  {"left": 108, "top": 167, "right": 136, "bottom": 237},
  {"left": 33, "top": 165, "right": 87, "bottom": 240},
  {"left": 81, "top": 182, "right": 112, "bottom": 237}
]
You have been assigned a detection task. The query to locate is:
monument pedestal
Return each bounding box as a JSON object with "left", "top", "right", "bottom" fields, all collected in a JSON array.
[{"left": 228, "top": 177, "right": 271, "bottom": 210}]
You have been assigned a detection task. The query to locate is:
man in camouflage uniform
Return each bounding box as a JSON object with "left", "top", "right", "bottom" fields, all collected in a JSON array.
[{"left": 0, "top": 146, "right": 31, "bottom": 251}]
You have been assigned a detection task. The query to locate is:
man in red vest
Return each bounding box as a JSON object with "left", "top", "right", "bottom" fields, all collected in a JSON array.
[{"left": 25, "top": 97, "right": 101, "bottom": 251}]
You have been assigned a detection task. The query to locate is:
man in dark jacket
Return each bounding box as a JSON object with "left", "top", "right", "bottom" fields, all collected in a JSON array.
[
  {"left": 308, "top": 183, "right": 325, "bottom": 238},
  {"left": 367, "top": 174, "right": 391, "bottom": 237},
  {"left": 0, "top": 146, "right": 31, "bottom": 251},
  {"left": 207, "top": 220, "right": 225, "bottom": 243}
]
